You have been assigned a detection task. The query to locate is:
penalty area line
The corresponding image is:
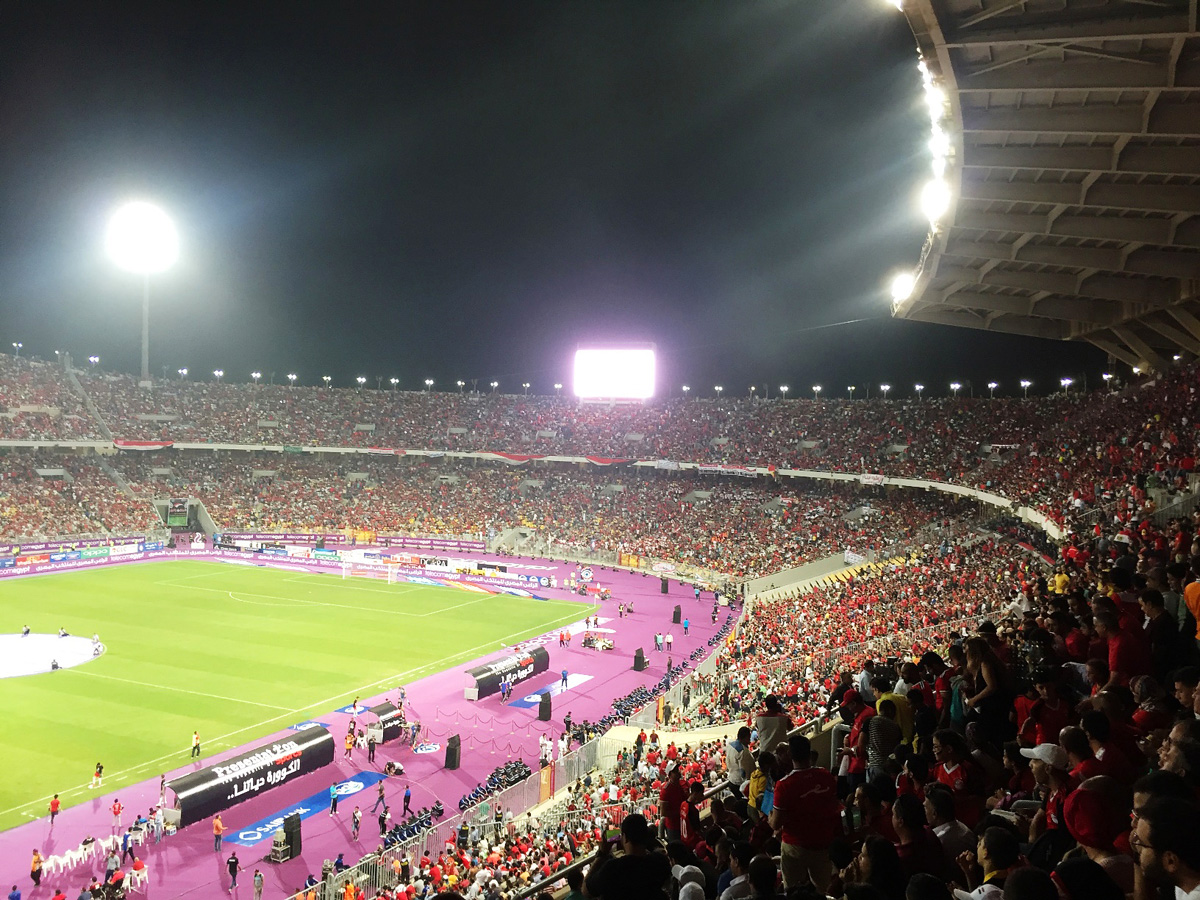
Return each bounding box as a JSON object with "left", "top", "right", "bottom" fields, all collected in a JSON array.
[{"left": 68, "top": 669, "right": 293, "bottom": 711}]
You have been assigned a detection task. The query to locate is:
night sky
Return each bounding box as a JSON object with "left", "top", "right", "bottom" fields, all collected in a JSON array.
[{"left": 0, "top": 0, "right": 1104, "bottom": 398}]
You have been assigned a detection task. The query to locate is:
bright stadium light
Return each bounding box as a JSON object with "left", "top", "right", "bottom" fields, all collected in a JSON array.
[
  {"left": 681, "top": 385, "right": 690, "bottom": 396},
  {"left": 950, "top": 381, "right": 961, "bottom": 397},
  {"left": 891, "top": 271, "right": 916, "bottom": 304},
  {"left": 812, "top": 385, "right": 821, "bottom": 400},
  {"left": 914, "top": 383, "right": 924, "bottom": 399},
  {"left": 921, "top": 179, "right": 952, "bottom": 225},
  {"left": 213, "top": 369, "right": 224, "bottom": 382},
  {"left": 178, "top": 367, "right": 187, "bottom": 380},
  {"left": 522, "top": 382, "right": 530, "bottom": 395},
  {"left": 88, "top": 355, "right": 100, "bottom": 367},
  {"left": 1060, "top": 377, "right": 1073, "bottom": 393},
  {"left": 356, "top": 376, "right": 366, "bottom": 388},
  {"left": 287, "top": 373, "right": 297, "bottom": 386},
  {"left": 11, "top": 342, "right": 22, "bottom": 357},
  {"left": 714, "top": 385, "right": 723, "bottom": 397},
  {"left": 322, "top": 375, "right": 332, "bottom": 387},
  {"left": 251, "top": 371, "right": 261, "bottom": 384},
  {"left": 490, "top": 381, "right": 499, "bottom": 393},
  {"left": 987, "top": 381, "right": 998, "bottom": 397},
  {"left": 1102, "top": 372, "right": 1113, "bottom": 389},
  {"left": 880, "top": 383, "right": 891, "bottom": 399},
  {"left": 392, "top": 378, "right": 401, "bottom": 390},
  {"left": 779, "top": 385, "right": 789, "bottom": 398},
  {"left": 1020, "top": 379, "right": 1032, "bottom": 398},
  {"left": 553, "top": 382, "right": 562, "bottom": 395},
  {"left": 457, "top": 379, "right": 465, "bottom": 393},
  {"left": 106, "top": 201, "right": 179, "bottom": 383},
  {"left": 425, "top": 378, "right": 434, "bottom": 391},
  {"left": 848, "top": 385, "right": 855, "bottom": 399}
]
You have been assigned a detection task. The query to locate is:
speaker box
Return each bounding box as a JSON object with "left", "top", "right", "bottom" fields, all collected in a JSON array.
[
  {"left": 283, "top": 812, "right": 301, "bottom": 858},
  {"left": 632, "top": 648, "right": 648, "bottom": 671},
  {"left": 445, "top": 733, "right": 461, "bottom": 769},
  {"left": 672, "top": 604, "right": 681, "bottom": 624},
  {"left": 661, "top": 577, "right": 669, "bottom": 594},
  {"left": 538, "top": 692, "right": 552, "bottom": 722}
]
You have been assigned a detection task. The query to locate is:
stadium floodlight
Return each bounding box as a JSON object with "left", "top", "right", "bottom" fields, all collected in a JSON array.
[
  {"left": 553, "top": 382, "right": 562, "bottom": 395},
  {"left": 714, "top": 385, "right": 723, "bottom": 396},
  {"left": 286, "top": 373, "right": 297, "bottom": 386},
  {"left": 1132, "top": 366, "right": 1141, "bottom": 375},
  {"left": 880, "top": 383, "right": 891, "bottom": 399},
  {"left": 887, "top": 0, "right": 903, "bottom": 8},
  {"left": 393, "top": 378, "right": 401, "bottom": 390},
  {"left": 522, "top": 382, "right": 530, "bottom": 395},
  {"left": 1102, "top": 372, "right": 1113, "bottom": 389},
  {"left": 1020, "top": 379, "right": 1032, "bottom": 398},
  {"left": 106, "top": 201, "right": 179, "bottom": 383},
  {"left": 213, "top": 369, "right": 224, "bottom": 382},
  {"left": 950, "top": 381, "right": 961, "bottom": 397},
  {"left": 987, "top": 381, "right": 998, "bottom": 398},
  {"left": 322, "top": 375, "right": 332, "bottom": 387},
  {"left": 490, "top": 381, "right": 499, "bottom": 393},
  {"left": 11, "top": 342, "right": 22, "bottom": 357},
  {"left": 356, "top": 376, "right": 366, "bottom": 388},
  {"left": 1175, "top": 354, "right": 1182, "bottom": 361},
  {"left": 914, "top": 383, "right": 924, "bottom": 398},
  {"left": 1060, "top": 377, "right": 1073, "bottom": 392},
  {"left": 848, "top": 385, "right": 855, "bottom": 399},
  {"left": 812, "top": 385, "right": 821, "bottom": 400},
  {"left": 890, "top": 271, "right": 915, "bottom": 304},
  {"left": 457, "top": 380, "right": 466, "bottom": 393},
  {"left": 425, "top": 379, "right": 434, "bottom": 391},
  {"left": 682, "top": 385, "right": 690, "bottom": 396},
  {"left": 779, "top": 385, "right": 788, "bottom": 398},
  {"left": 920, "top": 178, "right": 952, "bottom": 225},
  {"left": 251, "top": 371, "right": 261, "bottom": 384},
  {"left": 178, "top": 367, "right": 187, "bottom": 380},
  {"left": 88, "top": 355, "right": 100, "bottom": 367}
]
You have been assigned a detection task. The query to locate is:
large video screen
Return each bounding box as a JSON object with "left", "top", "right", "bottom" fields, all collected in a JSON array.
[{"left": 572, "top": 346, "right": 656, "bottom": 399}]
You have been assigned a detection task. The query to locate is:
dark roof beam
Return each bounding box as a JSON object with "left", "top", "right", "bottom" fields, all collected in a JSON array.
[
  {"left": 1086, "top": 335, "right": 1145, "bottom": 368},
  {"left": 1144, "top": 316, "right": 1200, "bottom": 354},
  {"left": 944, "top": 12, "right": 1191, "bottom": 47},
  {"left": 1112, "top": 325, "right": 1170, "bottom": 368},
  {"left": 905, "top": 306, "right": 1069, "bottom": 338},
  {"left": 961, "top": 101, "right": 1200, "bottom": 136},
  {"left": 954, "top": 209, "right": 1183, "bottom": 245},
  {"left": 1126, "top": 249, "right": 1200, "bottom": 278}
]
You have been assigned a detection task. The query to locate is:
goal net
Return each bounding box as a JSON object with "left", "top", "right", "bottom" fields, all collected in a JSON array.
[{"left": 341, "top": 562, "right": 398, "bottom": 584}]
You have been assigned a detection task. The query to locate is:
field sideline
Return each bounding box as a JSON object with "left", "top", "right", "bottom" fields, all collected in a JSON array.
[{"left": 0, "top": 559, "right": 592, "bottom": 832}]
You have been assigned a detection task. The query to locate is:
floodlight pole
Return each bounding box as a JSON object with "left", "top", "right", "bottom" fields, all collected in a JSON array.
[{"left": 141, "top": 272, "right": 151, "bottom": 383}]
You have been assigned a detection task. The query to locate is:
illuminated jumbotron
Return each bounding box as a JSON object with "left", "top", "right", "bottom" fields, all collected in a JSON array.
[{"left": 890, "top": 0, "right": 1200, "bottom": 370}]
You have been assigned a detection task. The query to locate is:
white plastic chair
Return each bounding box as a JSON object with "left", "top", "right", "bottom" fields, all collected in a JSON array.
[
  {"left": 62, "top": 848, "right": 84, "bottom": 869},
  {"left": 127, "top": 867, "right": 149, "bottom": 892},
  {"left": 41, "top": 855, "right": 63, "bottom": 876}
]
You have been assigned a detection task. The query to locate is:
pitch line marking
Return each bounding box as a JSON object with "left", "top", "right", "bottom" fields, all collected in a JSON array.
[
  {"left": 67, "top": 670, "right": 293, "bottom": 711},
  {"left": 0, "top": 602, "right": 597, "bottom": 821}
]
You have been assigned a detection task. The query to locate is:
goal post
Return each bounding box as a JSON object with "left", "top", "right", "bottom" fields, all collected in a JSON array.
[{"left": 341, "top": 562, "right": 398, "bottom": 584}]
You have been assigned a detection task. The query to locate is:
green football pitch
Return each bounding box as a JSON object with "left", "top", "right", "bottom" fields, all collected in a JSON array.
[{"left": 0, "top": 559, "right": 592, "bottom": 832}]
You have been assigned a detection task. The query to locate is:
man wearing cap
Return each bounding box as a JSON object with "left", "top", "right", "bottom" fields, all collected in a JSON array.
[
  {"left": 1020, "top": 743, "right": 1076, "bottom": 843},
  {"left": 838, "top": 689, "right": 875, "bottom": 790},
  {"left": 672, "top": 865, "right": 705, "bottom": 900}
]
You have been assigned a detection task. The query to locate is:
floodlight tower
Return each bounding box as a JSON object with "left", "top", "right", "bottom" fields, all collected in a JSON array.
[
  {"left": 1020, "top": 379, "right": 1032, "bottom": 398},
  {"left": 106, "top": 201, "right": 179, "bottom": 385}
]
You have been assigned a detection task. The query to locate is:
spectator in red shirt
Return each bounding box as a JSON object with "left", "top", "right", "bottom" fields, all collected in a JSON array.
[
  {"left": 931, "top": 730, "right": 985, "bottom": 828},
  {"left": 659, "top": 766, "right": 686, "bottom": 842},
  {"left": 838, "top": 689, "right": 875, "bottom": 789},
  {"left": 769, "top": 734, "right": 840, "bottom": 894},
  {"left": 1096, "top": 611, "right": 1151, "bottom": 688}
]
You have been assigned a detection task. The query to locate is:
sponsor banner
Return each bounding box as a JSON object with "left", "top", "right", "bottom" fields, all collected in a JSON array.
[
  {"left": 509, "top": 673, "right": 593, "bottom": 708},
  {"left": 652, "top": 562, "right": 676, "bottom": 573},
  {"left": 0, "top": 558, "right": 13, "bottom": 569},
  {"left": 465, "top": 646, "right": 550, "bottom": 699},
  {"left": 618, "top": 552, "right": 641, "bottom": 568},
  {"left": 139, "top": 541, "right": 164, "bottom": 552},
  {"left": 167, "top": 725, "right": 335, "bottom": 828},
  {"left": 282, "top": 446, "right": 305, "bottom": 454},
  {"left": 313, "top": 548, "right": 340, "bottom": 559},
  {"left": 482, "top": 451, "right": 544, "bottom": 464},
  {"left": 80, "top": 547, "right": 110, "bottom": 560},
  {"left": 584, "top": 456, "right": 636, "bottom": 467},
  {"left": 859, "top": 474, "right": 886, "bottom": 486},
  {"left": 113, "top": 439, "right": 174, "bottom": 450},
  {"left": 226, "top": 771, "right": 385, "bottom": 847},
  {"left": 379, "top": 536, "right": 487, "bottom": 552},
  {"left": 579, "top": 566, "right": 594, "bottom": 583},
  {"left": 17, "top": 554, "right": 49, "bottom": 565},
  {"left": 289, "top": 720, "right": 330, "bottom": 731},
  {"left": 697, "top": 464, "right": 758, "bottom": 478},
  {"left": 843, "top": 550, "right": 866, "bottom": 565},
  {"left": 0, "top": 536, "right": 144, "bottom": 557},
  {"left": 109, "top": 543, "right": 139, "bottom": 558},
  {"left": 49, "top": 551, "right": 82, "bottom": 562},
  {"left": 654, "top": 460, "right": 680, "bottom": 471},
  {"left": 990, "top": 443, "right": 1020, "bottom": 451}
]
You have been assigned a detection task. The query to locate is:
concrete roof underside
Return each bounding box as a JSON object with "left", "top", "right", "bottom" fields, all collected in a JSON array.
[{"left": 894, "top": 0, "right": 1200, "bottom": 369}]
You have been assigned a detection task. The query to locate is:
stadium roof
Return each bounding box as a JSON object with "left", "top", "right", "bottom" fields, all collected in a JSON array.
[{"left": 892, "top": 0, "right": 1200, "bottom": 370}]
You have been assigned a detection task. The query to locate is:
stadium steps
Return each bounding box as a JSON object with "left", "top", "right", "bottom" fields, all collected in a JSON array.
[{"left": 66, "top": 367, "right": 114, "bottom": 442}]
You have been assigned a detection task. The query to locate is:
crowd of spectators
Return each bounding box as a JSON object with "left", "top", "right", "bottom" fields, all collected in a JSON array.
[
  {"left": 0, "top": 454, "right": 95, "bottom": 541},
  {"left": 0, "top": 355, "right": 103, "bottom": 441}
]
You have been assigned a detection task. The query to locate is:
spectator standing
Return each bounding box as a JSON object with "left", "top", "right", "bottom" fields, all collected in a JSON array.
[{"left": 770, "top": 734, "right": 839, "bottom": 894}]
